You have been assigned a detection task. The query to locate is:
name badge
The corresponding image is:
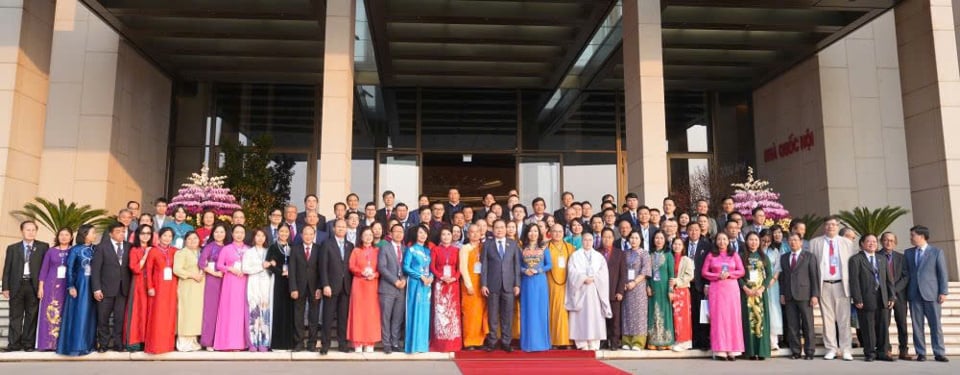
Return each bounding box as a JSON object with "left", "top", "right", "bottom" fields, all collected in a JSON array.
[
  {"left": 282, "top": 264, "right": 288, "bottom": 273},
  {"left": 557, "top": 256, "right": 566, "bottom": 269},
  {"left": 364, "top": 266, "right": 373, "bottom": 275},
  {"left": 163, "top": 267, "right": 173, "bottom": 281},
  {"left": 443, "top": 265, "right": 452, "bottom": 279},
  {"left": 653, "top": 269, "right": 661, "bottom": 281},
  {"left": 628, "top": 269, "right": 636, "bottom": 280},
  {"left": 174, "top": 238, "right": 184, "bottom": 249},
  {"left": 84, "top": 265, "right": 91, "bottom": 276},
  {"left": 749, "top": 270, "right": 760, "bottom": 283},
  {"left": 57, "top": 266, "right": 67, "bottom": 279},
  {"left": 473, "top": 262, "right": 482, "bottom": 274},
  {"left": 830, "top": 256, "right": 839, "bottom": 267},
  {"left": 232, "top": 261, "right": 241, "bottom": 270},
  {"left": 207, "top": 261, "right": 216, "bottom": 271}
]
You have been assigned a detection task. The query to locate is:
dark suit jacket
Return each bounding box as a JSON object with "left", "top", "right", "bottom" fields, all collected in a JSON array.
[
  {"left": 688, "top": 238, "right": 712, "bottom": 293},
  {"left": 780, "top": 250, "right": 820, "bottom": 302},
  {"left": 443, "top": 202, "right": 463, "bottom": 222},
  {"left": 375, "top": 207, "right": 395, "bottom": 226},
  {"left": 91, "top": 239, "right": 132, "bottom": 297},
  {"left": 320, "top": 237, "right": 354, "bottom": 296},
  {"left": 296, "top": 211, "right": 327, "bottom": 231},
  {"left": 604, "top": 248, "right": 628, "bottom": 300},
  {"left": 903, "top": 245, "right": 949, "bottom": 302},
  {"left": 2, "top": 241, "right": 49, "bottom": 296},
  {"left": 882, "top": 249, "right": 908, "bottom": 301},
  {"left": 480, "top": 238, "right": 521, "bottom": 293},
  {"left": 849, "top": 252, "right": 894, "bottom": 309},
  {"left": 262, "top": 225, "right": 280, "bottom": 245},
  {"left": 288, "top": 241, "right": 322, "bottom": 296}
]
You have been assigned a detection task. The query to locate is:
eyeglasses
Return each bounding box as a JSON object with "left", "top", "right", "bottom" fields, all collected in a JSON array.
[{"left": 141, "top": 232, "right": 152, "bottom": 236}]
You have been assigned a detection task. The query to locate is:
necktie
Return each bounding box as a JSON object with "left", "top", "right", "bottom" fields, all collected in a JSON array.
[
  {"left": 115, "top": 242, "right": 123, "bottom": 264},
  {"left": 791, "top": 253, "right": 798, "bottom": 269},
  {"left": 829, "top": 239, "right": 836, "bottom": 275},
  {"left": 395, "top": 243, "right": 403, "bottom": 276},
  {"left": 291, "top": 224, "right": 297, "bottom": 239},
  {"left": 386, "top": 208, "right": 391, "bottom": 218},
  {"left": 870, "top": 255, "right": 879, "bottom": 288},
  {"left": 886, "top": 252, "right": 894, "bottom": 279},
  {"left": 916, "top": 247, "right": 923, "bottom": 266},
  {"left": 631, "top": 212, "right": 637, "bottom": 225},
  {"left": 622, "top": 240, "right": 628, "bottom": 251},
  {"left": 272, "top": 227, "right": 278, "bottom": 243},
  {"left": 688, "top": 242, "right": 695, "bottom": 258},
  {"left": 498, "top": 240, "right": 504, "bottom": 259},
  {"left": 338, "top": 240, "right": 344, "bottom": 259},
  {"left": 23, "top": 244, "right": 32, "bottom": 260},
  {"left": 305, "top": 244, "right": 311, "bottom": 260}
]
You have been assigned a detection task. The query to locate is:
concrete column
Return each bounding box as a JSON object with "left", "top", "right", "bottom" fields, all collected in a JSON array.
[
  {"left": 38, "top": 0, "right": 171, "bottom": 219},
  {"left": 0, "top": 0, "right": 55, "bottom": 276},
  {"left": 622, "top": 0, "right": 668, "bottom": 204},
  {"left": 894, "top": 0, "right": 960, "bottom": 280},
  {"left": 318, "top": 0, "right": 356, "bottom": 217}
]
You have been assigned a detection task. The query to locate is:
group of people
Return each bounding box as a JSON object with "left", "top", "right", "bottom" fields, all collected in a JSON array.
[{"left": 0, "top": 189, "right": 950, "bottom": 364}]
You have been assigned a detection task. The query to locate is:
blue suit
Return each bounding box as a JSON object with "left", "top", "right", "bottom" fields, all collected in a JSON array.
[{"left": 903, "top": 245, "right": 949, "bottom": 357}]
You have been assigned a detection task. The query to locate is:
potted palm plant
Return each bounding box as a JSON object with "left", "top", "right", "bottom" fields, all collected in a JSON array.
[
  {"left": 836, "top": 206, "right": 910, "bottom": 237},
  {"left": 10, "top": 197, "right": 114, "bottom": 233}
]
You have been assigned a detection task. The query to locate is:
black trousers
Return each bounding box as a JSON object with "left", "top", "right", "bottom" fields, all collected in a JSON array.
[
  {"left": 293, "top": 295, "right": 321, "bottom": 349},
  {"left": 784, "top": 299, "right": 815, "bottom": 356},
  {"left": 887, "top": 296, "right": 909, "bottom": 353},
  {"left": 485, "top": 290, "right": 514, "bottom": 347},
  {"left": 690, "top": 288, "right": 710, "bottom": 349},
  {"left": 605, "top": 300, "right": 622, "bottom": 347},
  {"left": 321, "top": 291, "right": 349, "bottom": 349},
  {"left": 7, "top": 280, "right": 39, "bottom": 350},
  {"left": 96, "top": 295, "right": 127, "bottom": 349},
  {"left": 857, "top": 296, "right": 890, "bottom": 358}
]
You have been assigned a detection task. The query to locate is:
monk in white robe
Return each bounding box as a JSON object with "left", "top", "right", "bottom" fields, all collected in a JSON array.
[{"left": 565, "top": 233, "right": 612, "bottom": 350}]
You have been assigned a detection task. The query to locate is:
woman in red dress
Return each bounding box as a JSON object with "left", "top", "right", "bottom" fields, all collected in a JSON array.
[
  {"left": 670, "top": 237, "right": 695, "bottom": 351},
  {"left": 346, "top": 228, "right": 381, "bottom": 353},
  {"left": 430, "top": 226, "right": 462, "bottom": 352},
  {"left": 195, "top": 210, "right": 216, "bottom": 244},
  {"left": 145, "top": 227, "right": 179, "bottom": 354},
  {"left": 124, "top": 224, "right": 153, "bottom": 351}
]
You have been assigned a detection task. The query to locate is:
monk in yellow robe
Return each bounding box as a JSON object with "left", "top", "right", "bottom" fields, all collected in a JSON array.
[{"left": 546, "top": 224, "right": 574, "bottom": 347}]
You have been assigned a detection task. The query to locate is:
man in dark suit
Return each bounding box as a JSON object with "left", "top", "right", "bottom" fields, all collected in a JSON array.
[
  {"left": 288, "top": 225, "right": 322, "bottom": 352},
  {"left": 598, "top": 228, "right": 627, "bottom": 351},
  {"left": 303, "top": 211, "right": 330, "bottom": 244},
  {"left": 612, "top": 219, "right": 634, "bottom": 250},
  {"left": 91, "top": 222, "right": 132, "bottom": 352},
  {"left": 325, "top": 202, "right": 347, "bottom": 234},
  {"left": 724, "top": 219, "right": 746, "bottom": 255},
  {"left": 359, "top": 202, "right": 378, "bottom": 232},
  {"left": 283, "top": 204, "right": 302, "bottom": 245},
  {"left": 375, "top": 190, "right": 397, "bottom": 226},
  {"left": 2, "top": 220, "right": 49, "bottom": 351},
  {"left": 377, "top": 224, "right": 406, "bottom": 354},
  {"left": 716, "top": 196, "right": 735, "bottom": 230},
  {"left": 686, "top": 222, "right": 712, "bottom": 350},
  {"left": 616, "top": 193, "right": 640, "bottom": 229},
  {"left": 553, "top": 191, "right": 574, "bottom": 226},
  {"left": 849, "top": 234, "right": 895, "bottom": 361},
  {"left": 480, "top": 219, "right": 521, "bottom": 352},
  {"left": 263, "top": 207, "right": 284, "bottom": 245},
  {"left": 880, "top": 232, "right": 911, "bottom": 360},
  {"left": 296, "top": 194, "right": 325, "bottom": 229},
  {"left": 903, "top": 225, "right": 950, "bottom": 362},
  {"left": 443, "top": 188, "right": 464, "bottom": 223},
  {"left": 100, "top": 209, "right": 133, "bottom": 246},
  {"left": 319, "top": 219, "right": 354, "bottom": 354},
  {"left": 780, "top": 232, "right": 820, "bottom": 360}
]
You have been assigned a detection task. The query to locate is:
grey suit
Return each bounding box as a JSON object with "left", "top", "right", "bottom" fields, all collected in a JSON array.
[
  {"left": 480, "top": 237, "right": 521, "bottom": 347},
  {"left": 377, "top": 241, "right": 406, "bottom": 349},
  {"left": 903, "top": 245, "right": 949, "bottom": 358},
  {"left": 780, "top": 250, "right": 820, "bottom": 357}
]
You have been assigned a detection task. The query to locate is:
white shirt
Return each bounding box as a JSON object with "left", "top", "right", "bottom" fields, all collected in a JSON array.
[{"left": 821, "top": 236, "right": 842, "bottom": 281}]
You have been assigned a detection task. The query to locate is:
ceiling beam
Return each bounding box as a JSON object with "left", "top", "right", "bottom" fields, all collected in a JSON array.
[
  {"left": 106, "top": 8, "right": 318, "bottom": 21},
  {"left": 129, "top": 29, "right": 323, "bottom": 41},
  {"left": 386, "top": 15, "right": 582, "bottom": 27},
  {"left": 366, "top": 0, "right": 396, "bottom": 85},
  {"left": 542, "top": 0, "right": 618, "bottom": 89},
  {"left": 391, "top": 36, "right": 572, "bottom": 47}
]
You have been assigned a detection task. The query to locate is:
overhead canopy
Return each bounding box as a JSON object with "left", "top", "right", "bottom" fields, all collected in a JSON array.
[{"left": 82, "top": 0, "right": 897, "bottom": 91}]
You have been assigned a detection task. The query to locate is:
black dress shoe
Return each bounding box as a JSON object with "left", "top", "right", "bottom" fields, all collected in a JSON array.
[
  {"left": 502, "top": 344, "right": 513, "bottom": 353},
  {"left": 609, "top": 345, "right": 619, "bottom": 351},
  {"left": 791, "top": 354, "right": 802, "bottom": 360},
  {"left": 804, "top": 355, "right": 814, "bottom": 360},
  {"left": 935, "top": 356, "right": 949, "bottom": 362},
  {"left": 865, "top": 356, "right": 875, "bottom": 362},
  {"left": 916, "top": 355, "right": 926, "bottom": 362},
  {"left": 23, "top": 348, "right": 34, "bottom": 352},
  {"left": 97, "top": 348, "right": 107, "bottom": 353},
  {"left": 319, "top": 348, "right": 328, "bottom": 355},
  {"left": 483, "top": 344, "right": 494, "bottom": 352},
  {"left": 393, "top": 345, "right": 403, "bottom": 352},
  {"left": 878, "top": 355, "right": 896, "bottom": 362},
  {"left": 383, "top": 347, "right": 392, "bottom": 355}
]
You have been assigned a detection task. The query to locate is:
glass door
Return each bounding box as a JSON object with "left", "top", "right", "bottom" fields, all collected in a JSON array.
[
  {"left": 376, "top": 151, "right": 421, "bottom": 206},
  {"left": 517, "top": 154, "right": 563, "bottom": 212}
]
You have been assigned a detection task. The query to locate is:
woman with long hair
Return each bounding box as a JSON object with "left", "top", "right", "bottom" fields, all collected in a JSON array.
[
  {"left": 621, "top": 231, "right": 651, "bottom": 350},
  {"left": 761, "top": 228, "right": 784, "bottom": 350},
  {"left": 164, "top": 206, "right": 194, "bottom": 249},
  {"left": 430, "top": 226, "right": 462, "bottom": 352},
  {"left": 347, "top": 228, "right": 381, "bottom": 353},
  {"left": 173, "top": 231, "right": 204, "bottom": 352},
  {"left": 213, "top": 225, "right": 250, "bottom": 351},
  {"left": 199, "top": 223, "right": 228, "bottom": 349},
  {"left": 403, "top": 225, "right": 433, "bottom": 353},
  {"left": 56, "top": 225, "right": 97, "bottom": 356},
  {"left": 647, "top": 231, "right": 675, "bottom": 350},
  {"left": 670, "top": 237, "right": 695, "bottom": 351},
  {"left": 519, "top": 224, "right": 552, "bottom": 352},
  {"left": 266, "top": 224, "right": 295, "bottom": 350},
  {"left": 144, "top": 227, "right": 178, "bottom": 354},
  {"left": 124, "top": 224, "right": 154, "bottom": 351},
  {"left": 243, "top": 229, "right": 274, "bottom": 351},
  {"left": 702, "top": 232, "right": 746, "bottom": 361},
  {"left": 740, "top": 231, "right": 772, "bottom": 360},
  {"left": 36, "top": 228, "right": 73, "bottom": 351}
]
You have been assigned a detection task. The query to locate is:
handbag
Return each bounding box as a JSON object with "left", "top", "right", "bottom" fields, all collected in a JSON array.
[{"left": 699, "top": 299, "right": 710, "bottom": 324}]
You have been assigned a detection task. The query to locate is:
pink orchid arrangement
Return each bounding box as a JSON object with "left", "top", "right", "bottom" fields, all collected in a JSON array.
[
  {"left": 730, "top": 166, "right": 790, "bottom": 223},
  {"left": 168, "top": 163, "right": 242, "bottom": 217}
]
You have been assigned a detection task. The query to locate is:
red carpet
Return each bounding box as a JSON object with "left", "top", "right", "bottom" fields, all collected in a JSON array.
[{"left": 454, "top": 350, "right": 629, "bottom": 375}]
